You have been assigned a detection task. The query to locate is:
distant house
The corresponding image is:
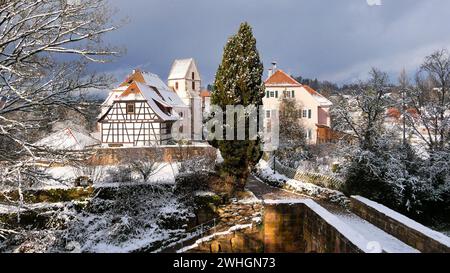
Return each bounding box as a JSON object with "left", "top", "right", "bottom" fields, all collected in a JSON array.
[
  {"left": 263, "top": 63, "right": 333, "bottom": 144},
  {"left": 35, "top": 128, "right": 100, "bottom": 151},
  {"left": 167, "top": 58, "right": 203, "bottom": 140},
  {"left": 98, "top": 70, "right": 189, "bottom": 147},
  {"left": 200, "top": 89, "right": 212, "bottom": 113}
]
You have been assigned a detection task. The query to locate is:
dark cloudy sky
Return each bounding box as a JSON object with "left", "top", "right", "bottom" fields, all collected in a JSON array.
[{"left": 94, "top": 0, "right": 450, "bottom": 86}]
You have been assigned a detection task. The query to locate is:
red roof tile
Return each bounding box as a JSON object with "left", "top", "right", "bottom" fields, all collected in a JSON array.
[
  {"left": 265, "top": 70, "right": 302, "bottom": 87},
  {"left": 200, "top": 90, "right": 211, "bottom": 97}
]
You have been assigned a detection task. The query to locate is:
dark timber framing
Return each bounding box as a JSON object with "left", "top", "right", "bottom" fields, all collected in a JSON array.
[{"left": 99, "top": 100, "right": 174, "bottom": 147}]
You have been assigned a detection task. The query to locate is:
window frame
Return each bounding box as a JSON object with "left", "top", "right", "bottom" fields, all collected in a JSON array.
[{"left": 126, "top": 103, "right": 135, "bottom": 114}]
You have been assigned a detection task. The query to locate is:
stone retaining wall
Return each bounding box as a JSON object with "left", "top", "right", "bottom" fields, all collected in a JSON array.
[
  {"left": 185, "top": 200, "right": 366, "bottom": 253},
  {"left": 271, "top": 159, "right": 344, "bottom": 190},
  {"left": 88, "top": 146, "right": 216, "bottom": 165},
  {"left": 264, "top": 201, "right": 364, "bottom": 253},
  {"left": 351, "top": 196, "right": 450, "bottom": 253}
]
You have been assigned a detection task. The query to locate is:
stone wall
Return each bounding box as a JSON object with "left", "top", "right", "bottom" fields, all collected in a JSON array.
[
  {"left": 185, "top": 201, "right": 365, "bottom": 253},
  {"left": 350, "top": 196, "right": 450, "bottom": 253},
  {"left": 88, "top": 146, "right": 216, "bottom": 165},
  {"left": 264, "top": 202, "right": 363, "bottom": 253},
  {"left": 263, "top": 203, "right": 304, "bottom": 253},
  {"left": 188, "top": 225, "right": 264, "bottom": 253},
  {"left": 271, "top": 158, "right": 344, "bottom": 191}
]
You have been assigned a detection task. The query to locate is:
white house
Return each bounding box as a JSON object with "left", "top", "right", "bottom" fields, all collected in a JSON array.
[
  {"left": 35, "top": 127, "right": 100, "bottom": 151},
  {"left": 98, "top": 70, "right": 189, "bottom": 147},
  {"left": 167, "top": 58, "right": 203, "bottom": 140},
  {"left": 263, "top": 64, "right": 333, "bottom": 144}
]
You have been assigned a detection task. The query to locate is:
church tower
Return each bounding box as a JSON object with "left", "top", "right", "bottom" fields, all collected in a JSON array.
[{"left": 167, "top": 58, "right": 203, "bottom": 141}]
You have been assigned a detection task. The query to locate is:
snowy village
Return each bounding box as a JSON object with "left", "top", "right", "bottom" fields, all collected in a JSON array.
[{"left": 1, "top": 0, "right": 450, "bottom": 258}]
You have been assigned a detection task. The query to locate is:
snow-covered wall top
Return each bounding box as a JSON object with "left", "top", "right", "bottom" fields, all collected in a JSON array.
[
  {"left": 352, "top": 196, "right": 450, "bottom": 248},
  {"left": 264, "top": 199, "right": 375, "bottom": 253}
]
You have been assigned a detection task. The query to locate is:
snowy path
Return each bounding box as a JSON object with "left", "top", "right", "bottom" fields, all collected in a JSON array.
[
  {"left": 246, "top": 176, "right": 308, "bottom": 200},
  {"left": 247, "top": 176, "right": 419, "bottom": 253}
]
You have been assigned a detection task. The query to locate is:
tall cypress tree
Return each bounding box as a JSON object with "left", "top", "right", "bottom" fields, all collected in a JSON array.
[{"left": 211, "top": 22, "right": 265, "bottom": 193}]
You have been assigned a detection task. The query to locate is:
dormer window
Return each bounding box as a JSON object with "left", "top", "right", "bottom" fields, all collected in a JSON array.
[{"left": 126, "top": 103, "right": 135, "bottom": 114}]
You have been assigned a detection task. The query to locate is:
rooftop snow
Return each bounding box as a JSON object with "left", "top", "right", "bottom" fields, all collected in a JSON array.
[
  {"left": 168, "top": 58, "right": 194, "bottom": 80},
  {"left": 35, "top": 128, "right": 100, "bottom": 151}
]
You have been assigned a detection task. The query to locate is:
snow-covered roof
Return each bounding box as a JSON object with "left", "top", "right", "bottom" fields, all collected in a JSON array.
[
  {"left": 302, "top": 85, "right": 333, "bottom": 107},
  {"left": 116, "top": 82, "right": 179, "bottom": 121},
  {"left": 35, "top": 128, "right": 100, "bottom": 151},
  {"left": 126, "top": 71, "right": 187, "bottom": 108},
  {"left": 99, "top": 69, "right": 187, "bottom": 122},
  {"left": 168, "top": 58, "right": 197, "bottom": 80},
  {"left": 142, "top": 71, "right": 172, "bottom": 91}
]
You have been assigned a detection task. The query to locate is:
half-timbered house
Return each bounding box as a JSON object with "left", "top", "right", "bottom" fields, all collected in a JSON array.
[{"left": 98, "top": 70, "right": 189, "bottom": 147}]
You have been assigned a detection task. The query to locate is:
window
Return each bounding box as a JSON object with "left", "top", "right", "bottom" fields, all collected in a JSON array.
[
  {"left": 179, "top": 112, "right": 183, "bottom": 118},
  {"left": 266, "top": 110, "right": 271, "bottom": 118},
  {"left": 292, "top": 90, "right": 295, "bottom": 98},
  {"left": 308, "top": 129, "right": 312, "bottom": 140},
  {"left": 308, "top": 109, "right": 312, "bottom": 119},
  {"left": 266, "top": 91, "right": 270, "bottom": 98},
  {"left": 303, "top": 110, "right": 307, "bottom": 118},
  {"left": 175, "top": 82, "right": 179, "bottom": 90},
  {"left": 192, "top": 72, "right": 195, "bottom": 80},
  {"left": 126, "top": 103, "right": 135, "bottom": 114},
  {"left": 275, "top": 91, "right": 278, "bottom": 98},
  {"left": 192, "top": 81, "right": 195, "bottom": 90},
  {"left": 180, "top": 125, "right": 184, "bottom": 133},
  {"left": 270, "top": 91, "right": 274, "bottom": 98}
]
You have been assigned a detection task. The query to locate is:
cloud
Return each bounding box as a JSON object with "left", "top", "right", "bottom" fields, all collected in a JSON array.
[
  {"left": 95, "top": 0, "right": 450, "bottom": 85},
  {"left": 367, "top": 0, "right": 382, "bottom": 6}
]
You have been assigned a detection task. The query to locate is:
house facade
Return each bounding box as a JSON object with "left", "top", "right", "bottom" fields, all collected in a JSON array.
[
  {"left": 263, "top": 66, "right": 333, "bottom": 144},
  {"left": 98, "top": 70, "right": 189, "bottom": 147}
]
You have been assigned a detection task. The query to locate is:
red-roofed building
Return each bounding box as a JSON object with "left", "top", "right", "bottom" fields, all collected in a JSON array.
[
  {"left": 263, "top": 63, "right": 333, "bottom": 144},
  {"left": 200, "top": 89, "right": 212, "bottom": 113}
]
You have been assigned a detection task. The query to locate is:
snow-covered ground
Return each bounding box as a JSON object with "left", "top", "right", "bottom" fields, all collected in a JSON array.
[{"left": 31, "top": 162, "right": 179, "bottom": 190}]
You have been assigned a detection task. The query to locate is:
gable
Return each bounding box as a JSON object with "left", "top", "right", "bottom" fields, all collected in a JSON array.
[
  {"left": 168, "top": 58, "right": 201, "bottom": 80},
  {"left": 265, "top": 70, "right": 302, "bottom": 87}
]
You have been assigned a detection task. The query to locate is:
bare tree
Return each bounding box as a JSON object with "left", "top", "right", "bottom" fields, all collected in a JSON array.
[
  {"left": 331, "top": 68, "right": 391, "bottom": 150},
  {"left": 131, "top": 161, "right": 159, "bottom": 182},
  {"left": 0, "top": 0, "right": 119, "bottom": 186},
  {"left": 406, "top": 49, "right": 450, "bottom": 152},
  {"left": 277, "top": 98, "right": 308, "bottom": 168}
]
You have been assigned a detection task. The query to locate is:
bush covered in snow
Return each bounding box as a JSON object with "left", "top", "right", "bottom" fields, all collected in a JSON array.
[{"left": 0, "top": 183, "right": 201, "bottom": 253}]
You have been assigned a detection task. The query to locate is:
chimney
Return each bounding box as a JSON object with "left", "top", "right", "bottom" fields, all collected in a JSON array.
[
  {"left": 272, "top": 61, "right": 277, "bottom": 73},
  {"left": 268, "top": 68, "right": 273, "bottom": 78}
]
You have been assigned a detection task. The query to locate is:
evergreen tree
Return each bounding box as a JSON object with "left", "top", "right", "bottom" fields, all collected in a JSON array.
[{"left": 211, "top": 22, "right": 265, "bottom": 193}]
